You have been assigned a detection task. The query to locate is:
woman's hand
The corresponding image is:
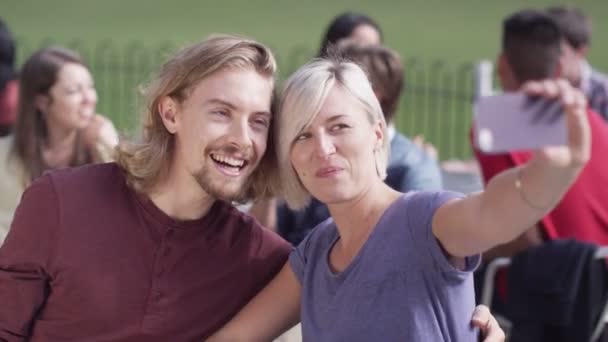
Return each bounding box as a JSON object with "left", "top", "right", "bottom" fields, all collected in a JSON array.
[
  {"left": 471, "top": 305, "right": 505, "bottom": 342},
  {"left": 81, "top": 114, "right": 119, "bottom": 149},
  {"left": 432, "top": 79, "right": 592, "bottom": 259},
  {"left": 523, "top": 79, "right": 591, "bottom": 170}
]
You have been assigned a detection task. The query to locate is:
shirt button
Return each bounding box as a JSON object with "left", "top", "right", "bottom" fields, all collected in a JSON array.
[{"left": 155, "top": 291, "right": 163, "bottom": 301}]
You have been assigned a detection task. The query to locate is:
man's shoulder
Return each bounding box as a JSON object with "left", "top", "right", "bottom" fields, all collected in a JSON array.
[
  {"left": 389, "top": 133, "right": 416, "bottom": 158},
  {"left": 215, "top": 202, "right": 292, "bottom": 255},
  {"left": 591, "top": 68, "right": 608, "bottom": 85},
  {"left": 46, "top": 162, "right": 126, "bottom": 196},
  {"left": 585, "top": 109, "right": 608, "bottom": 165},
  {"left": 48, "top": 161, "right": 121, "bottom": 181},
  {"left": 587, "top": 108, "right": 608, "bottom": 131},
  {"left": 387, "top": 133, "right": 442, "bottom": 190},
  {"left": 389, "top": 133, "right": 432, "bottom": 167}
]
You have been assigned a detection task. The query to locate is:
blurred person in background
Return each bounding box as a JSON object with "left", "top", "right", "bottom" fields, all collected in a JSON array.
[
  {"left": 0, "top": 46, "right": 118, "bottom": 243},
  {"left": 316, "top": 11, "right": 439, "bottom": 156},
  {"left": 547, "top": 6, "right": 608, "bottom": 121},
  {"left": 472, "top": 11, "right": 608, "bottom": 339},
  {"left": 477, "top": 8, "right": 608, "bottom": 263},
  {"left": 0, "top": 18, "right": 18, "bottom": 137},
  {"left": 317, "top": 11, "right": 382, "bottom": 58}
]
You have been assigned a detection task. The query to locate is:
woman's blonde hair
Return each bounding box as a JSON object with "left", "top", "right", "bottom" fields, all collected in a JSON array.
[
  {"left": 116, "top": 35, "right": 279, "bottom": 199},
  {"left": 276, "top": 58, "right": 389, "bottom": 209}
]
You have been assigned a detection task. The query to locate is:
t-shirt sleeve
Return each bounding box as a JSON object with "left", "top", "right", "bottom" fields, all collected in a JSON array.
[
  {"left": 0, "top": 174, "right": 59, "bottom": 340},
  {"left": 406, "top": 191, "right": 480, "bottom": 279},
  {"left": 288, "top": 226, "right": 318, "bottom": 284}
]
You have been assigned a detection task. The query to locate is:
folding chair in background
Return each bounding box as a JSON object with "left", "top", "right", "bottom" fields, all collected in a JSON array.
[{"left": 480, "top": 245, "right": 608, "bottom": 342}]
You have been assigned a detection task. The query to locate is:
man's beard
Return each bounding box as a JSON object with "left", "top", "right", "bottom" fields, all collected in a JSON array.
[{"left": 192, "top": 162, "right": 249, "bottom": 203}]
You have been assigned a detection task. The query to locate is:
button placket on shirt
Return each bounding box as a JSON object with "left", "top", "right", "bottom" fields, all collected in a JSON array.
[
  {"left": 141, "top": 227, "right": 175, "bottom": 332},
  {"left": 151, "top": 229, "right": 174, "bottom": 305},
  {"left": 157, "top": 228, "right": 174, "bottom": 300}
]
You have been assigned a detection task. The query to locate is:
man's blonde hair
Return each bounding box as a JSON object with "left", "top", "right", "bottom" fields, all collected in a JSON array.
[
  {"left": 276, "top": 58, "right": 389, "bottom": 210},
  {"left": 116, "top": 35, "right": 278, "bottom": 200}
]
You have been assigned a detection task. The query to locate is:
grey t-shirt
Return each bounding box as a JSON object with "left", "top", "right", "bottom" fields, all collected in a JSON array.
[{"left": 289, "top": 191, "right": 480, "bottom": 342}]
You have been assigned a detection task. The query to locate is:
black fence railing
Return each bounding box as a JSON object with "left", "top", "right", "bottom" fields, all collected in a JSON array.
[
  {"left": 399, "top": 59, "right": 476, "bottom": 160},
  {"left": 15, "top": 39, "right": 478, "bottom": 160}
]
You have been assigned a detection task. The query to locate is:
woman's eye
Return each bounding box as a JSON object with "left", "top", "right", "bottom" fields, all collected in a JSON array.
[
  {"left": 295, "top": 133, "right": 311, "bottom": 141},
  {"left": 331, "top": 123, "right": 350, "bottom": 131}
]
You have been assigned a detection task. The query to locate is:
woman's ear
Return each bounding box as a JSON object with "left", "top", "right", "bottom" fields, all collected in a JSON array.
[
  {"left": 373, "top": 119, "right": 385, "bottom": 149},
  {"left": 158, "top": 96, "right": 180, "bottom": 134}
]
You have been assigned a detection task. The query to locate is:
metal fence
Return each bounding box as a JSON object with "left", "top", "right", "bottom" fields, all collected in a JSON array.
[
  {"left": 15, "top": 39, "right": 478, "bottom": 160},
  {"left": 399, "top": 59, "right": 476, "bottom": 160}
]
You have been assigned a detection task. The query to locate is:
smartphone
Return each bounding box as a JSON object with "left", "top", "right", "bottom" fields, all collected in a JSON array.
[{"left": 473, "top": 93, "right": 567, "bottom": 154}]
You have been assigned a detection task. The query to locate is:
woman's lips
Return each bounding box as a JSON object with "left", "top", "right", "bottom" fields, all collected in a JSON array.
[{"left": 315, "top": 166, "right": 344, "bottom": 178}]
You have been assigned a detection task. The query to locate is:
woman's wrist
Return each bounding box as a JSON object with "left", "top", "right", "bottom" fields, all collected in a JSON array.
[{"left": 517, "top": 158, "right": 582, "bottom": 212}]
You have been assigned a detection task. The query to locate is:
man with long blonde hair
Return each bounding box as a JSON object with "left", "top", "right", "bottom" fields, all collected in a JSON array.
[{"left": 0, "top": 35, "right": 291, "bottom": 341}]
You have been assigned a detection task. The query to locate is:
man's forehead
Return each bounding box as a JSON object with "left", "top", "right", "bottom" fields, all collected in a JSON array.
[
  {"left": 200, "top": 67, "right": 271, "bottom": 87},
  {"left": 189, "top": 69, "right": 273, "bottom": 111}
]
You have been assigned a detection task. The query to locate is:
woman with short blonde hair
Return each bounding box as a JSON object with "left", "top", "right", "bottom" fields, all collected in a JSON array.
[
  {"left": 276, "top": 59, "right": 389, "bottom": 209},
  {"left": 209, "top": 57, "right": 589, "bottom": 341}
]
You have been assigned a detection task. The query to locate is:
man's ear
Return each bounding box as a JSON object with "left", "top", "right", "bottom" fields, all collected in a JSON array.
[
  {"left": 35, "top": 94, "right": 50, "bottom": 114},
  {"left": 497, "top": 53, "right": 517, "bottom": 90},
  {"left": 577, "top": 45, "right": 589, "bottom": 59},
  {"left": 158, "top": 96, "right": 180, "bottom": 134}
]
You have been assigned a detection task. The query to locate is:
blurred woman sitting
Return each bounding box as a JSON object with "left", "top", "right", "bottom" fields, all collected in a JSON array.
[{"left": 0, "top": 46, "right": 119, "bottom": 243}]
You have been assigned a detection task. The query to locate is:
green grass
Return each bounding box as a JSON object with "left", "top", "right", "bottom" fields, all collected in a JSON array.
[{"left": 2, "top": 0, "right": 607, "bottom": 159}]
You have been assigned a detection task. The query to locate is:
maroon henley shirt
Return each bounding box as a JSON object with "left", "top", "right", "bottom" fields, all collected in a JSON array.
[{"left": 0, "top": 163, "right": 291, "bottom": 341}]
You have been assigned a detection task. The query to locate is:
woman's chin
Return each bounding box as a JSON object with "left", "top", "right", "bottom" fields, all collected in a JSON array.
[{"left": 314, "top": 191, "right": 353, "bottom": 206}]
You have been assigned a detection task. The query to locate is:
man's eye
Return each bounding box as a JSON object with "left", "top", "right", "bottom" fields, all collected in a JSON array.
[
  {"left": 253, "top": 118, "right": 269, "bottom": 127},
  {"left": 212, "top": 110, "right": 228, "bottom": 117}
]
